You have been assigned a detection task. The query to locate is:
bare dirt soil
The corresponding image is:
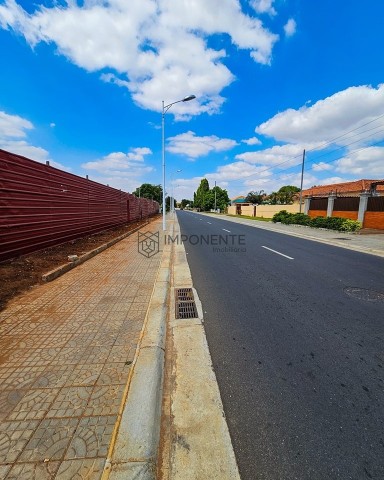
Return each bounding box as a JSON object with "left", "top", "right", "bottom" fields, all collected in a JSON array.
[{"left": 0, "top": 216, "right": 160, "bottom": 311}]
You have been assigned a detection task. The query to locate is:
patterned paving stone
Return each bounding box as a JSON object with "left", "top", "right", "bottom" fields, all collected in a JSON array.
[
  {"left": 84, "top": 385, "right": 125, "bottom": 417},
  {"left": 0, "top": 464, "right": 11, "bottom": 478},
  {"left": 88, "top": 332, "right": 116, "bottom": 348},
  {"left": 113, "top": 333, "right": 138, "bottom": 347},
  {"left": 7, "top": 388, "right": 60, "bottom": 421},
  {"left": 46, "top": 387, "right": 93, "bottom": 418},
  {"left": 106, "top": 345, "right": 132, "bottom": 363},
  {"left": 55, "top": 457, "right": 106, "bottom": 479},
  {"left": 70, "top": 347, "right": 110, "bottom": 366},
  {"left": 96, "top": 363, "right": 130, "bottom": 386},
  {"left": 5, "top": 349, "right": 54, "bottom": 368},
  {"left": 3, "top": 322, "right": 39, "bottom": 336},
  {"left": 32, "top": 366, "right": 75, "bottom": 389},
  {"left": 18, "top": 333, "right": 73, "bottom": 350},
  {"left": 0, "top": 390, "right": 26, "bottom": 421},
  {"left": 49, "top": 348, "right": 88, "bottom": 366},
  {"left": 65, "top": 364, "right": 104, "bottom": 387},
  {"left": 5, "top": 461, "right": 61, "bottom": 479},
  {"left": 66, "top": 333, "right": 96, "bottom": 349},
  {"left": 1, "top": 366, "right": 45, "bottom": 390},
  {"left": 19, "top": 417, "right": 79, "bottom": 462},
  {"left": 0, "top": 218, "right": 164, "bottom": 476},
  {"left": 64, "top": 416, "right": 117, "bottom": 459},
  {"left": 0, "top": 420, "right": 39, "bottom": 462},
  {"left": 0, "top": 334, "right": 25, "bottom": 352}
]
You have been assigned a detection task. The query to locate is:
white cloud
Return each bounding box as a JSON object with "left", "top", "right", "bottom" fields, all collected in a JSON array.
[
  {"left": 312, "top": 162, "right": 333, "bottom": 172},
  {"left": 208, "top": 161, "right": 272, "bottom": 182},
  {"left": 335, "top": 146, "right": 384, "bottom": 176},
  {"left": 0, "top": 109, "right": 71, "bottom": 168},
  {"left": 236, "top": 143, "right": 313, "bottom": 167},
  {"left": 256, "top": 84, "right": 384, "bottom": 145},
  {"left": 242, "top": 136, "right": 262, "bottom": 145},
  {"left": 316, "top": 176, "right": 348, "bottom": 186},
  {"left": 82, "top": 148, "right": 153, "bottom": 173},
  {"left": 0, "top": 110, "right": 32, "bottom": 137},
  {"left": 284, "top": 18, "right": 296, "bottom": 37},
  {"left": 250, "top": 0, "right": 276, "bottom": 16},
  {"left": 167, "top": 131, "right": 237, "bottom": 159},
  {"left": 0, "top": 0, "right": 279, "bottom": 115},
  {"left": 81, "top": 148, "right": 155, "bottom": 192}
]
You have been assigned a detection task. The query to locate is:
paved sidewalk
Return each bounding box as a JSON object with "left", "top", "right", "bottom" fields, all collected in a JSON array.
[
  {"left": 199, "top": 213, "right": 384, "bottom": 257},
  {"left": 0, "top": 218, "right": 164, "bottom": 479}
]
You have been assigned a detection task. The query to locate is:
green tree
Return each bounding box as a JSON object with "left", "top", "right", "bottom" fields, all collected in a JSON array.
[
  {"left": 194, "top": 178, "right": 210, "bottom": 211},
  {"left": 193, "top": 180, "right": 230, "bottom": 212},
  {"left": 245, "top": 190, "right": 265, "bottom": 204},
  {"left": 133, "top": 184, "right": 162, "bottom": 204},
  {"left": 209, "top": 186, "right": 230, "bottom": 212},
  {"left": 180, "top": 199, "right": 193, "bottom": 209},
  {"left": 268, "top": 192, "right": 279, "bottom": 204},
  {"left": 277, "top": 185, "right": 300, "bottom": 204},
  {"left": 165, "top": 196, "right": 176, "bottom": 212}
]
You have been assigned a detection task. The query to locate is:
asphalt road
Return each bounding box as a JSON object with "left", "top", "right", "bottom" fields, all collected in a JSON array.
[{"left": 176, "top": 211, "right": 384, "bottom": 480}]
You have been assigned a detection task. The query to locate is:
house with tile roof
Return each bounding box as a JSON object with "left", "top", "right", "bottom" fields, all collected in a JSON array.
[
  {"left": 301, "top": 179, "right": 384, "bottom": 230},
  {"left": 302, "top": 179, "right": 384, "bottom": 197}
]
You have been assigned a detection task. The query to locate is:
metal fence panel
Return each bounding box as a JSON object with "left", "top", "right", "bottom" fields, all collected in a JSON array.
[
  {"left": 0, "top": 149, "right": 159, "bottom": 261},
  {"left": 333, "top": 197, "right": 360, "bottom": 211},
  {"left": 367, "top": 196, "right": 384, "bottom": 212}
]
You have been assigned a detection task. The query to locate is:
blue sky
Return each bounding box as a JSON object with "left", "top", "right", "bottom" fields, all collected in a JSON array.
[{"left": 1, "top": 0, "right": 384, "bottom": 201}]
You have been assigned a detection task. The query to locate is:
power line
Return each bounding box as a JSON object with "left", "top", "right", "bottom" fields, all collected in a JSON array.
[
  {"left": 259, "top": 138, "right": 384, "bottom": 187},
  {"left": 228, "top": 117, "right": 384, "bottom": 186}
]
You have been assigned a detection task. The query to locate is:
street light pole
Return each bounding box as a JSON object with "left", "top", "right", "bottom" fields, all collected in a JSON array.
[
  {"left": 171, "top": 169, "right": 182, "bottom": 215},
  {"left": 162, "top": 95, "right": 196, "bottom": 231}
]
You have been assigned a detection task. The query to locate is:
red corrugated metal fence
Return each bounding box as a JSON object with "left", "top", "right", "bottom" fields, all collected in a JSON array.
[{"left": 0, "top": 149, "right": 159, "bottom": 261}]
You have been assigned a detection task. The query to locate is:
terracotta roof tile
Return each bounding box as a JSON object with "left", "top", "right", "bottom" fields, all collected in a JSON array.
[{"left": 302, "top": 179, "right": 384, "bottom": 197}]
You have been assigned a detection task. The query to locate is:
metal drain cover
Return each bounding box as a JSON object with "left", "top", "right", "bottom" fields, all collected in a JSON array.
[
  {"left": 175, "top": 288, "right": 198, "bottom": 319},
  {"left": 176, "top": 288, "right": 195, "bottom": 301},
  {"left": 332, "top": 237, "right": 351, "bottom": 241},
  {"left": 344, "top": 287, "right": 384, "bottom": 302}
]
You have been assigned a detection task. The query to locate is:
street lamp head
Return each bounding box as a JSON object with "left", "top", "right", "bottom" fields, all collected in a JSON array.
[{"left": 182, "top": 95, "right": 196, "bottom": 102}]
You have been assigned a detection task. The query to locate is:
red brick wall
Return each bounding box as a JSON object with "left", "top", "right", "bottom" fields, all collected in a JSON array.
[
  {"left": 363, "top": 212, "right": 384, "bottom": 230},
  {"left": 332, "top": 211, "right": 358, "bottom": 221},
  {"left": 308, "top": 210, "right": 327, "bottom": 218}
]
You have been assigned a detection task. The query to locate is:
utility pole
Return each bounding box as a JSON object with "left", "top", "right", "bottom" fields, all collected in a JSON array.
[
  {"left": 214, "top": 181, "right": 217, "bottom": 212},
  {"left": 299, "top": 149, "right": 306, "bottom": 213}
]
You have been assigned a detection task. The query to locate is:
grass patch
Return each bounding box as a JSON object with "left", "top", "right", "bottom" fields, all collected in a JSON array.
[{"left": 226, "top": 214, "right": 272, "bottom": 222}]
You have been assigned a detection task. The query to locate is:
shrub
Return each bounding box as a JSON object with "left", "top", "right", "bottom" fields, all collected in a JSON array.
[
  {"left": 309, "top": 216, "right": 328, "bottom": 228},
  {"left": 291, "top": 213, "right": 311, "bottom": 226},
  {"left": 339, "top": 219, "right": 362, "bottom": 232},
  {"left": 273, "top": 211, "right": 361, "bottom": 232},
  {"left": 272, "top": 210, "right": 291, "bottom": 223},
  {"left": 323, "top": 216, "right": 345, "bottom": 230}
]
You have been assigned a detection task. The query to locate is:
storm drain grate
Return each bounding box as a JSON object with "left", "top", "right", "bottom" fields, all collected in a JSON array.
[
  {"left": 175, "top": 288, "right": 195, "bottom": 301},
  {"left": 175, "top": 288, "right": 198, "bottom": 319}
]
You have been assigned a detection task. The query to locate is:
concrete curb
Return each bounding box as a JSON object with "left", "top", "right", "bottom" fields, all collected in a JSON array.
[
  {"left": 42, "top": 224, "right": 144, "bottom": 282},
  {"left": 103, "top": 223, "right": 173, "bottom": 480}
]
